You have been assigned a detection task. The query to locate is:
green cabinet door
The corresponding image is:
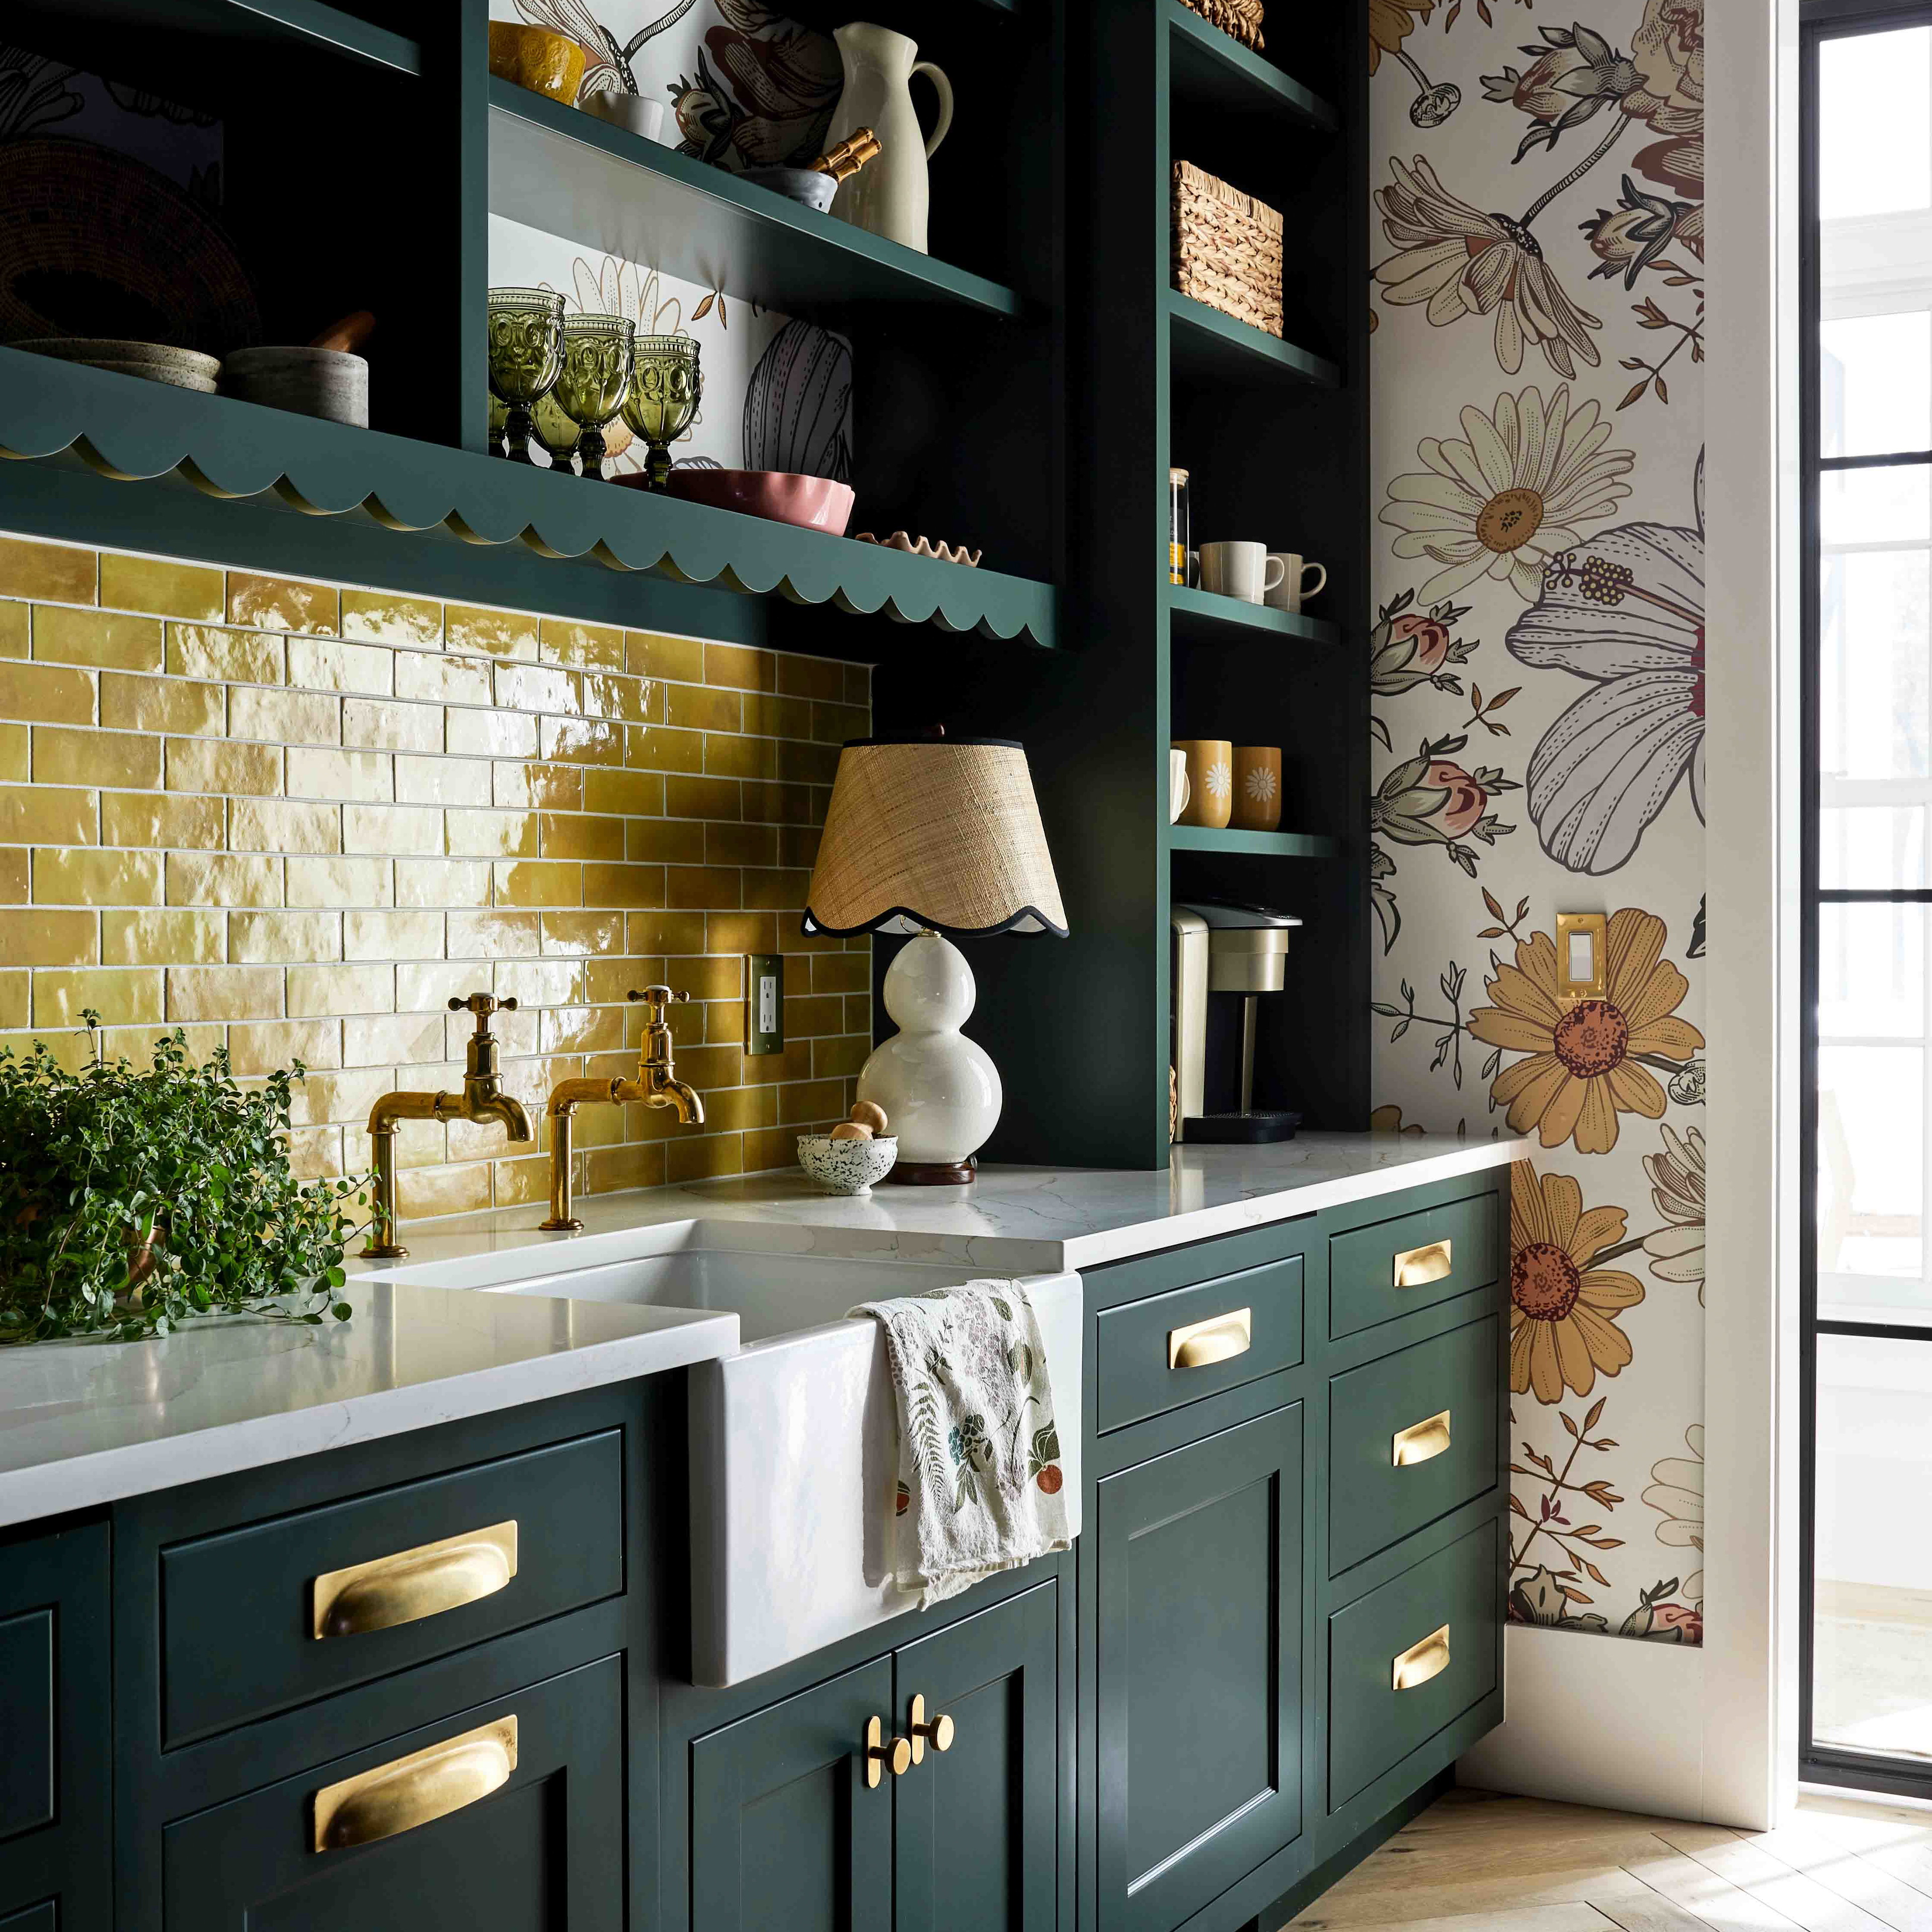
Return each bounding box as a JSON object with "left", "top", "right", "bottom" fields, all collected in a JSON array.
[
  {"left": 160, "top": 1654, "right": 624, "bottom": 1929},
  {"left": 0, "top": 1518, "right": 109, "bottom": 1931},
  {"left": 1096, "top": 1406, "right": 1304, "bottom": 1932},
  {"left": 893, "top": 1584, "right": 1059, "bottom": 1932},
  {"left": 691, "top": 1656, "right": 896, "bottom": 1932}
]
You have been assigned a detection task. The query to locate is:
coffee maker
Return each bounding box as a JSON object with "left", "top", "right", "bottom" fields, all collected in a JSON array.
[{"left": 1171, "top": 899, "right": 1304, "bottom": 1143}]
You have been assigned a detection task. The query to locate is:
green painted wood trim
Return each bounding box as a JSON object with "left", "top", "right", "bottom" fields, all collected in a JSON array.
[
  {"left": 1167, "top": 292, "right": 1341, "bottom": 387},
  {"left": 1166, "top": 2, "right": 1339, "bottom": 131},
  {"left": 1165, "top": 826, "right": 1339, "bottom": 858},
  {"left": 0, "top": 350, "right": 1058, "bottom": 646},
  {"left": 1168, "top": 583, "right": 1341, "bottom": 647},
  {"left": 207, "top": 0, "right": 421, "bottom": 71},
  {"left": 490, "top": 83, "right": 1027, "bottom": 320}
]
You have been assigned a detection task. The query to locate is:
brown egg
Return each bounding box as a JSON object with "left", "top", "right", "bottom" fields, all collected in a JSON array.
[
  {"left": 849, "top": 1100, "right": 889, "bottom": 1134},
  {"left": 829, "top": 1120, "right": 874, "bottom": 1141}
]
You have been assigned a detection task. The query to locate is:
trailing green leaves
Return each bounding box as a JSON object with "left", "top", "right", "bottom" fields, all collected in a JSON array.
[{"left": 0, "top": 1014, "right": 364, "bottom": 1345}]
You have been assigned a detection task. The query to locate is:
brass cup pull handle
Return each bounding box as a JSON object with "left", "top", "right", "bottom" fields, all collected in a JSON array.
[
  {"left": 1392, "top": 1410, "right": 1452, "bottom": 1468},
  {"left": 1392, "top": 1624, "right": 1451, "bottom": 1692},
  {"left": 909, "top": 1693, "right": 955, "bottom": 1764},
  {"left": 1168, "top": 1307, "right": 1252, "bottom": 1370},
  {"left": 311, "top": 1521, "right": 518, "bottom": 1640},
  {"left": 312, "top": 1716, "right": 518, "bottom": 1852},
  {"left": 864, "top": 1715, "right": 912, "bottom": 1788},
  {"left": 1393, "top": 1239, "right": 1452, "bottom": 1288}
]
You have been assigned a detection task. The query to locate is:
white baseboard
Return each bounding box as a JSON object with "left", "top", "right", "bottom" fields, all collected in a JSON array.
[{"left": 1456, "top": 1626, "right": 1709, "bottom": 1820}]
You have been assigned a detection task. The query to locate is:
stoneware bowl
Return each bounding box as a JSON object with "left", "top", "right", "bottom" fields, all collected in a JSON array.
[
  {"left": 742, "top": 166, "right": 838, "bottom": 214},
  {"left": 488, "top": 22, "right": 587, "bottom": 102},
  {"left": 582, "top": 91, "right": 667, "bottom": 142},
  {"left": 222, "top": 346, "right": 368, "bottom": 427},
  {"left": 15, "top": 338, "right": 220, "bottom": 390},
  {"left": 664, "top": 467, "right": 856, "bottom": 534},
  {"left": 796, "top": 1133, "right": 898, "bottom": 1195}
]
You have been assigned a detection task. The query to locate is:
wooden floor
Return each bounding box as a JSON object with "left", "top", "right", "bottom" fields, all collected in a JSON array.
[{"left": 1285, "top": 1788, "right": 1932, "bottom": 1932}]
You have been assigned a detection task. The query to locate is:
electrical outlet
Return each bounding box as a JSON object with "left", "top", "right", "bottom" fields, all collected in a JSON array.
[{"left": 744, "top": 953, "right": 783, "bottom": 1055}]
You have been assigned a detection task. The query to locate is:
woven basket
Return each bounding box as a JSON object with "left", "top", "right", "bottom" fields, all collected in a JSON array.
[
  {"left": 1172, "top": 160, "right": 1283, "bottom": 339},
  {"left": 1177, "top": 0, "right": 1264, "bottom": 52}
]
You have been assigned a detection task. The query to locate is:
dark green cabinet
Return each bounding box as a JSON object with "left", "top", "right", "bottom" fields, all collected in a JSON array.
[
  {"left": 690, "top": 1585, "right": 1060, "bottom": 1932},
  {"left": 1095, "top": 1406, "right": 1304, "bottom": 1932},
  {"left": 161, "top": 1653, "right": 624, "bottom": 1930},
  {"left": 0, "top": 1517, "right": 109, "bottom": 1932}
]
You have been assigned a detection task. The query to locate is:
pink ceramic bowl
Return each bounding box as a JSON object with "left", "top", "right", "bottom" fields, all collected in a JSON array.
[{"left": 662, "top": 467, "right": 855, "bottom": 535}]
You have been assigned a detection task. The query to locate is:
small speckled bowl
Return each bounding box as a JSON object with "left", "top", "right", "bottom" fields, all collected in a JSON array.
[{"left": 797, "top": 1133, "right": 898, "bottom": 1195}]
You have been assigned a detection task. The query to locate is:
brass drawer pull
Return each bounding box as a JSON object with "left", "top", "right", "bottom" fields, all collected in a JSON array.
[
  {"left": 1392, "top": 1410, "right": 1452, "bottom": 1468},
  {"left": 312, "top": 1716, "right": 517, "bottom": 1852},
  {"left": 311, "top": 1520, "right": 518, "bottom": 1639},
  {"left": 1392, "top": 1625, "right": 1451, "bottom": 1692},
  {"left": 909, "top": 1693, "right": 955, "bottom": 1764},
  {"left": 1168, "top": 1307, "right": 1252, "bottom": 1370},
  {"left": 864, "top": 1714, "right": 911, "bottom": 1787},
  {"left": 1393, "top": 1239, "right": 1452, "bottom": 1288}
]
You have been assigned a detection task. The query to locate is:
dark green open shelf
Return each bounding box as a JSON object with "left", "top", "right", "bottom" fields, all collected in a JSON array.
[
  {"left": 17, "top": 0, "right": 420, "bottom": 71},
  {"left": 1166, "top": 826, "right": 1339, "bottom": 858},
  {"left": 1168, "top": 583, "right": 1340, "bottom": 648},
  {"left": 0, "top": 348, "right": 1057, "bottom": 646},
  {"left": 489, "top": 83, "right": 1025, "bottom": 324},
  {"left": 1167, "top": 291, "right": 1339, "bottom": 389},
  {"left": 1166, "top": 2, "right": 1338, "bottom": 132}
]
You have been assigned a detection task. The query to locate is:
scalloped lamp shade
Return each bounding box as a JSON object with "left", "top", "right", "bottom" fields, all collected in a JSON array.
[{"left": 801, "top": 738, "right": 1068, "bottom": 939}]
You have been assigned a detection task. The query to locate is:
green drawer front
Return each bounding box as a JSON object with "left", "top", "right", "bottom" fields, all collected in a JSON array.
[
  {"left": 1328, "top": 1316, "right": 1500, "bottom": 1577},
  {"left": 1327, "top": 1519, "right": 1500, "bottom": 1810},
  {"left": 1328, "top": 1191, "right": 1499, "bottom": 1340},
  {"left": 1095, "top": 1255, "right": 1304, "bottom": 1433},
  {"left": 160, "top": 1429, "right": 624, "bottom": 1747},
  {"left": 0, "top": 1611, "right": 52, "bottom": 1844}
]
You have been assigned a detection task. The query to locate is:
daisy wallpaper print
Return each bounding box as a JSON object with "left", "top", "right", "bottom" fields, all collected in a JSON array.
[{"left": 1367, "top": 1, "right": 1706, "bottom": 1644}]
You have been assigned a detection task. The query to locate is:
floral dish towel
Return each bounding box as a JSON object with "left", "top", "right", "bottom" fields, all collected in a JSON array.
[{"left": 848, "top": 1280, "right": 1070, "bottom": 1608}]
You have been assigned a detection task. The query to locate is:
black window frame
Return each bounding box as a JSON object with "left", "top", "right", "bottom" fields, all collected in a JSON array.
[{"left": 1801, "top": 0, "right": 1932, "bottom": 1800}]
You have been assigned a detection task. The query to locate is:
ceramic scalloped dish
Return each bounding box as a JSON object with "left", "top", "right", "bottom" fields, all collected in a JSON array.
[
  {"left": 797, "top": 1133, "right": 899, "bottom": 1194},
  {"left": 660, "top": 467, "right": 856, "bottom": 534}
]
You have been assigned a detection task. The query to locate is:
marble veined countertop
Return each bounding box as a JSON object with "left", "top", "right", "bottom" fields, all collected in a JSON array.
[{"left": 0, "top": 1133, "right": 1519, "bottom": 1531}]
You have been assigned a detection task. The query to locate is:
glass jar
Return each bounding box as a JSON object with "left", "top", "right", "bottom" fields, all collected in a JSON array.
[{"left": 1169, "top": 467, "right": 1191, "bottom": 587}]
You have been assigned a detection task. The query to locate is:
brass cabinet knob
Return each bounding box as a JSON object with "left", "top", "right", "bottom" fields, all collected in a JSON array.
[
  {"left": 909, "top": 1694, "right": 954, "bottom": 1763},
  {"left": 863, "top": 1715, "right": 912, "bottom": 1787}
]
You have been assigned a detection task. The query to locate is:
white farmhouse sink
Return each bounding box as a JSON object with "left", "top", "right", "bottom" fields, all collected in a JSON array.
[{"left": 373, "top": 1234, "right": 1082, "bottom": 1686}]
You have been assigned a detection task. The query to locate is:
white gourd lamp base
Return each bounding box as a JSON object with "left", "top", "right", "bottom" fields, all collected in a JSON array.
[{"left": 855, "top": 931, "right": 1001, "bottom": 1185}]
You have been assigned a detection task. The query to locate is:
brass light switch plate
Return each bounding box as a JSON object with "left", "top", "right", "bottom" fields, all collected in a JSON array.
[
  {"left": 1555, "top": 913, "right": 1607, "bottom": 1006},
  {"left": 745, "top": 953, "right": 783, "bottom": 1056}
]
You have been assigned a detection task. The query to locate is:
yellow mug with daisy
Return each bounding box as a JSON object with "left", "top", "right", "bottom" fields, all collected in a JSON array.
[
  {"left": 1173, "top": 739, "right": 1233, "bottom": 829},
  {"left": 1232, "top": 746, "right": 1282, "bottom": 831}
]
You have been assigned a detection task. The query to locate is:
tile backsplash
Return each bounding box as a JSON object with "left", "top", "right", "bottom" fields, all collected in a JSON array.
[{"left": 0, "top": 532, "right": 871, "bottom": 1218}]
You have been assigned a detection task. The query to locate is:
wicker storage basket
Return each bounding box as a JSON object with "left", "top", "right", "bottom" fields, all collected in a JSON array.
[
  {"left": 1172, "top": 160, "right": 1283, "bottom": 339},
  {"left": 1178, "top": 0, "right": 1264, "bottom": 51}
]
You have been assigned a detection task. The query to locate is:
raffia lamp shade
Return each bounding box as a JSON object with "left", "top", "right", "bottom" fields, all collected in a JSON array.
[{"left": 802, "top": 738, "right": 1068, "bottom": 938}]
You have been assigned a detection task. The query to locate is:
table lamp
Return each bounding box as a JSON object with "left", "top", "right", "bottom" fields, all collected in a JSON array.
[{"left": 802, "top": 734, "right": 1067, "bottom": 1183}]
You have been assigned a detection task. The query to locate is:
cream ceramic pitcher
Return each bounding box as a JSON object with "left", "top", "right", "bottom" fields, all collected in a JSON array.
[{"left": 825, "top": 23, "right": 954, "bottom": 255}]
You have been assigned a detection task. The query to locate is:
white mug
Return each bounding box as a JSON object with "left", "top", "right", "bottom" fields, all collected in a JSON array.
[
  {"left": 1198, "top": 541, "right": 1285, "bottom": 605},
  {"left": 1264, "top": 554, "right": 1328, "bottom": 615},
  {"left": 1169, "top": 749, "right": 1192, "bottom": 823}
]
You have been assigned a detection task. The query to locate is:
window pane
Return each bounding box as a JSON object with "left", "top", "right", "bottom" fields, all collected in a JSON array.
[
  {"left": 1814, "top": 1333, "right": 1932, "bottom": 1759},
  {"left": 1823, "top": 466, "right": 1932, "bottom": 547},
  {"left": 1820, "top": 804, "right": 1929, "bottom": 889},
  {"left": 1821, "top": 312, "right": 1932, "bottom": 459},
  {"left": 1820, "top": 28, "right": 1932, "bottom": 220},
  {"left": 1818, "top": 549, "right": 1932, "bottom": 779}
]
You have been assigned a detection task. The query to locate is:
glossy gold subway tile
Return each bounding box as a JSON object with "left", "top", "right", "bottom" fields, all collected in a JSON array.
[
  {"left": 0, "top": 785, "right": 96, "bottom": 847},
  {"left": 167, "top": 852, "right": 282, "bottom": 908},
  {"left": 587, "top": 862, "right": 667, "bottom": 910},
  {"left": 0, "top": 972, "right": 25, "bottom": 1030},
  {"left": 494, "top": 662, "right": 579, "bottom": 715},
  {"left": 667, "top": 683, "right": 741, "bottom": 734},
  {"left": 445, "top": 808, "right": 537, "bottom": 860},
  {"left": 398, "top": 754, "right": 490, "bottom": 807},
  {"left": 446, "top": 604, "right": 538, "bottom": 660},
  {"left": 31, "top": 608, "right": 160, "bottom": 674},
  {"left": 288, "top": 963, "right": 395, "bottom": 1018},
  {"left": 541, "top": 616, "right": 625, "bottom": 671},
  {"left": 813, "top": 1034, "right": 868, "bottom": 1080},
  {"left": 100, "top": 555, "right": 223, "bottom": 622},
  {"left": 583, "top": 768, "right": 662, "bottom": 816},
  {"left": 541, "top": 910, "right": 623, "bottom": 956},
  {"left": 285, "top": 854, "right": 391, "bottom": 908},
  {"left": 168, "top": 623, "right": 284, "bottom": 685},
  {"left": 0, "top": 909, "right": 97, "bottom": 967},
  {"left": 667, "top": 1133, "right": 744, "bottom": 1183},
  {"left": 395, "top": 960, "right": 475, "bottom": 1012},
  {"left": 706, "top": 911, "right": 776, "bottom": 955},
  {"left": 812, "top": 950, "right": 869, "bottom": 994},
  {"left": 495, "top": 759, "right": 584, "bottom": 811},
  {"left": 397, "top": 1162, "right": 492, "bottom": 1220},
  {"left": 230, "top": 910, "right": 342, "bottom": 964},
  {"left": 540, "top": 813, "right": 625, "bottom": 862},
  {"left": 740, "top": 779, "right": 816, "bottom": 825},
  {"left": 496, "top": 958, "right": 583, "bottom": 1007},
  {"left": 34, "top": 968, "right": 161, "bottom": 1029},
  {"left": 703, "top": 733, "right": 778, "bottom": 781},
  {"left": 492, "top": 1153, "right": 554, "bottom": 1208},
  {"left": 227, "top": 686, "right": 340, "bottom": 746},
  {"left": 493, "top": 859, "right": 581, "bottom": 909},
  {"left": 705, "top": 822, "right": 776, "bottom": 867},
  {"left": 395, "top": 857, "right": 487, "bottom": 908},
  {"left": 344, "top": 802, "right": 443, "bottom": 856},
  {"left": 287, "top": 747, "right": 392, "bottom": 802},
  {"left": 446, "top": 707, "right": 537, "bottom": 760},
  {"left": 340, "top": 588, "right": 442, "bottom": 646},
  {"left": 580, "top": 670, "right": 658, "bottom": 727},
  {"left": 541, "top": 715, "right": 623, "bottom": 767},
  {"left": 106, "top": 790, "right": 222, "bottom": 850},
  {"left": 741, "top": 693, "right": 814, "bottom": 741},
  {"left": 775, "top": 653, "right": 844, "bottom": 701},
  {"left": 0, "top": 602, "right": 25, "bottom": 659},
  {"left": 228, "top": 572, "right": 338, "bottom": 635},
  {"left": 287, "top": 636, "right": 391, "bottom": 696},
  {"left": 778, "top": 738, "right": 840, "bottom": 785},
  {"left": 540, "top": 1001, "right": 622, "bottom": 1055},
  {"left": 33, "top": 846, "right": 163, "bottom": 907},
  {"left": 625, "top": 723, "right": 703, "bottom": 773},
  {"left": 394, "top": 650, "right": 491, "bottom": 708},
  {"left": 227, "top": 799, "right": 341, "bottom": 855},
  {"left": 345, "top": 908, "right": 444, "bottom": 961},
  {"left": 627, "top": 818, "right": 706, "bottom": 864},
  {"left": 666, "top": 865, "right": 739, "bottom": 910},
  {"left": 667, "top": 775, "right": 740, "bottom": 821},
  {"left": 631, "top": 909, "right": 707, "bottom": 954},
  {"left": 345, "top": 698, "right": 443, "bottom": 754},
  {"left": 287, "top": 1067, "right": 395, "bottom": 1130},
  {"left": 0, "top": 661, "right": 95, "bottom": 726},
  {"left": 448, "top": 908, "right": 540, "bottom": 957},
  {"left": 0, "top": 537, "right": 95, "bottom": 605},
  {"left": 343, "top": 1011, "right": 441, "bottom": 1067},
  {"left": 169, "top": 964, "right": 282, "bottom": 1022},
  {"left": 778, "top": 824, "right": 822, "bottom": 870},
  {"left": 703, "top": 641, "right": 775, "bottom": 693},
  {"left": 165, "top": 737, "right": 279, "bottom": 797},
  {"left": 100, "top": 672, "right": 223, "bottom": 738}
]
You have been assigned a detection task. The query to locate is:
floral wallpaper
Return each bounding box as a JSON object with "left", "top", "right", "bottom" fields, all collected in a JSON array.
[{"left": 1367, "top": 0, "right": 1706, "bottom": 1643}]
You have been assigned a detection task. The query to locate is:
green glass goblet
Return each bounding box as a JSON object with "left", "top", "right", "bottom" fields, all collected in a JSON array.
[
  {"left": 532, "top": 392, "right": 582, "bottom": 471},
  {"left": 621, "top": 335, "right": 703, "bottom": 491},
  {"left": 486, "top": 287, "right": 565, "bottom": 465},
  {"left": 551, "top": 313, "right": 636, "bottom": 481}
]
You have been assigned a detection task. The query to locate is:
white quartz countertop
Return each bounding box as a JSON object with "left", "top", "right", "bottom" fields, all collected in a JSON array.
[
  {"left": 0, "top": 1132, "right": 1520, "bottom": 1532},
  {"left": 378, "top": 1131, "right": 1526, "bottom": 1277}
]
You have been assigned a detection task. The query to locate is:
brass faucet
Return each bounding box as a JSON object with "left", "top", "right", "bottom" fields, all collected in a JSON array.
[
  {"left": 541, "top": 986, "right": 706, "bottom": 1231},
  {"left": 362, "top": 994, "right": 535, "bottom": 1259}
]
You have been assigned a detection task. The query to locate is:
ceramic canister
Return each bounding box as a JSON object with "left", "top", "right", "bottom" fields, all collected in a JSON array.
[
  {"left": 1232, "top": 746, "right": 1282, "bottom": 832},
  {"left": 1172, "top": 739, "right": 1233, "bottom": 830}
]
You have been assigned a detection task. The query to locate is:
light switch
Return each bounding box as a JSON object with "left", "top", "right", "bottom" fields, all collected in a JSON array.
[
  {"left": 745, "top": 953, "right": 784, "bottom": 1056},
  {"left": 1554, "top": 913, "right": 1607, "bottom": 1005}
]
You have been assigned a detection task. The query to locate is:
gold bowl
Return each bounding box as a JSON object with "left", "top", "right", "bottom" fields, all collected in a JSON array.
[{"left": 487, "top": 24, "right": 586, "bottom": 103}]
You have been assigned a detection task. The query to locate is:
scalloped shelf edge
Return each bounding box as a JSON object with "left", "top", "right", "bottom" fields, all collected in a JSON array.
[{"left": 0, "top": 351, "right": 1057, "bottom": 648}]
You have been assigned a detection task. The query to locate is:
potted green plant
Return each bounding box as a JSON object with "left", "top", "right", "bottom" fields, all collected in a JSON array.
[{"left": 0, "top": 1015, "right": 361, "bottom": 1344}]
